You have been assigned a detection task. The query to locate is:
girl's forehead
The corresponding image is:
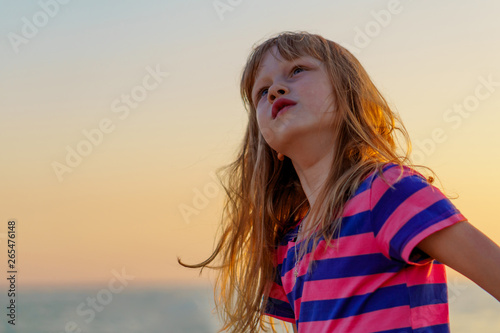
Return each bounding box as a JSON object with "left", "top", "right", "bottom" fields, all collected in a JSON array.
[
  {"left": 252, "top": 48, "right": 322, "bottom": 85},
  {"left": 258, "top": 47, "right": 317, "bottom": 70},
  {"left": 254, "top": 49, "right": 286, "bottom": 77}
]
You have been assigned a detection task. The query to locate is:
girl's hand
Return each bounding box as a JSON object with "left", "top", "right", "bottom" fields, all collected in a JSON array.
[{"left": 417, "top": 220, "right": 500, "bottom": 302}]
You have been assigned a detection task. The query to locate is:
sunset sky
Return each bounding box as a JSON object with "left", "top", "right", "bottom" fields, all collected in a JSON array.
[{"left": 0, "top": 0, "right": 499, "bottom": 292}]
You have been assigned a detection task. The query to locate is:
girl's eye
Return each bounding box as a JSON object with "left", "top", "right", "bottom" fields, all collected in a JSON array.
[
  {"left": 292, "top": 66, "right": 305, "bottom": 75},
  {"left": 253, "top": 87, "right": 268, "bottom": 104},
  {"left": 259, "top": 88, "right": 268, "bottom": 98}
]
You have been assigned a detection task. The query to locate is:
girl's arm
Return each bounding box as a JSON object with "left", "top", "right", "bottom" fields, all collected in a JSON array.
[
  {"left": 293, "top": 323, "right": 297, "bottom": 333},
  {"left": 417, "top": 220, "right": 500, "bottom": 301}
]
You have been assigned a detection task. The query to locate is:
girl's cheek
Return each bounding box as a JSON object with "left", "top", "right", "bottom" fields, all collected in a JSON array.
[
  {"left": 260, "top": 127, "right": 277, "bottom": 149},
  {"left": 256, "top": 112, "right": 277, "bottom": 147},
  {"left": 256, "top": 110, "right": 267, "bottom": 133}
]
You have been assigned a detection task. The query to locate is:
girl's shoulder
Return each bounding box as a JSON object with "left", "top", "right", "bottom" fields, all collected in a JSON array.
[
  {"left": 368, "top": 162, "right": 429, "bottom": 188},
  {"left": 351, "top": 162, "right": 434, "bottom": 213}
]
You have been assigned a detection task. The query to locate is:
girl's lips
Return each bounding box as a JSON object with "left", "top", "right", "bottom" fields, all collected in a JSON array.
[
  {"left": 272, "top": 98, "right": 297, "bottom": 118},
  {"left": 275, "top": 104, "right": 294, "bottom": 118}
]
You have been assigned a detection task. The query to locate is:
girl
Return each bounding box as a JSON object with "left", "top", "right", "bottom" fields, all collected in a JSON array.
[{"left": 179, "top": 31, "right": 500, "bottom": 332}]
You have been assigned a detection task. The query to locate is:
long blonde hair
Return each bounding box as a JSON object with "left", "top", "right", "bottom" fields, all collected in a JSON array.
[{"left": 179, "top": 31, "right": 432, "bottom": 332}]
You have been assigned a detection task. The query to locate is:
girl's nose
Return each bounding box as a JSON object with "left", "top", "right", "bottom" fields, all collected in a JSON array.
[{"left": 268, "top": 83, "right": 289, "bottom": 102}]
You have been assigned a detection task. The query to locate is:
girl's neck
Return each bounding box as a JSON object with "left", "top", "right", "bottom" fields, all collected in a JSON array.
[{"left": 291, "top": 148, "right": 335, "bottom": 212}]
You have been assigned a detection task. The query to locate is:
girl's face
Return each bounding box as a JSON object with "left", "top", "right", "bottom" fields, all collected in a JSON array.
[{"left": 251, "top": 46, "right": 337, "bottom": 158}]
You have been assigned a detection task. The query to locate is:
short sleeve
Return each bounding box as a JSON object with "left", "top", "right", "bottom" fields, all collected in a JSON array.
[
  {"left": 263, "top": 259, "right": 295, "bottom": 322},
  {"left": 370, "top": 165, "right": 467, "bottom": 265}
]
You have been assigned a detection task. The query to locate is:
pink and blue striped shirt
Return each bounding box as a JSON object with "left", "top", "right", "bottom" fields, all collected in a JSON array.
[{"left": 264, "top": 163, "right": 467, "bottom": 332}]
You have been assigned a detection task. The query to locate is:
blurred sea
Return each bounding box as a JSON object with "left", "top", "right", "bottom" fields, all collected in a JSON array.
[{"left": 1, "top": 280, "right": 499, "bottom": 333}]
